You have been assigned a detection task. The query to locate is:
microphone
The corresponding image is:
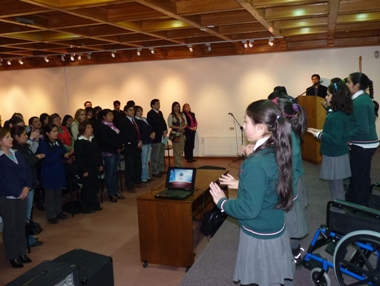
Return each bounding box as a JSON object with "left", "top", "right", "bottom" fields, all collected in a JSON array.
[{"left": 228, "top": 112, "right": 233, "bottom": 116}]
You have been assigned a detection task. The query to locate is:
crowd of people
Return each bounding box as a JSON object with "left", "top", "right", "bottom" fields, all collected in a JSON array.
[
  {"left": 0, "top": 98, "right": 198, "bottom": 268},
  {"left": 0, "top": 71, "right": 378, "bottom": 286}
]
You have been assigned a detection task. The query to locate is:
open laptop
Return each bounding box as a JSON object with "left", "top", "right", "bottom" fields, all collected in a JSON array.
[{"left": 154, "top": 167, "right": 197, "bottom": 200}]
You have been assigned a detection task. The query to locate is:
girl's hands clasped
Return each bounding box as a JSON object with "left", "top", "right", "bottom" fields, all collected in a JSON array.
[{"left": 219, "top": 174, "right": 239, "bottom": 189}]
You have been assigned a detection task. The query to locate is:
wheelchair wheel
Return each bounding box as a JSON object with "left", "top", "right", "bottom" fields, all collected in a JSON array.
[
  {"left": 333, "top": 230, "right": 380, "bottom": 286},
  {"left": 310, "top": 267, "right": 331, "bottom": 286}
]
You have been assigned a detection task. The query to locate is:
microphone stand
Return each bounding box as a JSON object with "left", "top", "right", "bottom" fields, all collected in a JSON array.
[{"left": 229, "top": 113, "right": 244, "bottom": 161}]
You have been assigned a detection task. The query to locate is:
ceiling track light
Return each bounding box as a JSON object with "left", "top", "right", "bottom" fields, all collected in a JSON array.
[
  {"left": 87, "top": 52, "right": 91, "bottom": 60},
  {"left": 268, "top": 36, "right": 274, "bottom": 46},
  {"left": 7, "top": 60, "right": 11, "bottom": 65},
  {"left": 78, "top": 53, "right": 82, "bottom": 60},
  {"left": 61, "top": 55, "right": 65, "bottom": 61},
  {"left": 206, "top": 43, "right": 211, "bottom": 52},
  {"left": 187, "top": 45, "right": 193, "bottom": 52},
  {"left": 248, "top": 40, "right": 254, "bottom": 48},
  {"left": 19, "top": 58, "right": 23, "bottom": 65},
  {"left": 111, "top": 50, "right": 116, "bottom": 58},
  {"left": 243, "top": 40, "right": 248, "bottom": 48},
  {"left": 70, "top": 54, "right": 75, "bottom": 61},
  {"left": 149, "top": 47, "right": 154, "bottom": 54},
  {"left": 44, "top": 56, "right": 49, "bottom": 62},
  {"left": 137, "top": 48, "right": 141, "bottom": 56}
]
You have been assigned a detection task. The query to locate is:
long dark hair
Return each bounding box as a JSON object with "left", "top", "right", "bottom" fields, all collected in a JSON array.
[
  {"left": 349, "top": 72, "right": 378, "bottom": 116},
  {"left": 246, "top": 100, "right": 293, "bottom": 211},
  {"left": 328, "top": 81, "right": 353, "bottom": 114},
  {"left": 272, "top": 97, "right": 307, "bottom": 144},
  {"left": 10, "top": 125, "right": 26, "bottom": 150}
]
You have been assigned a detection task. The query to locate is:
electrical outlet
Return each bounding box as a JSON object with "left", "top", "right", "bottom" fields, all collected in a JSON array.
[{"left": 230, "top": 127, "right": 234, "bottom": 130}]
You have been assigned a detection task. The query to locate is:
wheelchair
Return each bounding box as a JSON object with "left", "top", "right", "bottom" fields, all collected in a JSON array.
[{"left": 302, "top": 199, "right": 380, "bottom": 286}]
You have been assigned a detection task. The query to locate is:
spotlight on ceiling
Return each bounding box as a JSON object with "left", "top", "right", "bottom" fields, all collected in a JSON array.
[
  {"left": 61, "top": 55, "right": 65, "bottom": 61},
  {"left": 70, "top": 54, "right": 75, "bottom": 61},
  {"left": 137, "top": 48, "right": 141, "bottom": 56},
  {"left": 87, "top": 52, "right": 91, "bottom": 60},
  {"left": 19, "top": 58, "right": 23, "bottom": 65},
  {"left": 44, "top": 57, "right": 49, "bottom": 62},
  {"left": 206, "top": 43, "right": 211, "bottom": 52},
  {"left": 149, "top": 47, "right": 154, "bottom": 54},
  {"left": 243, "top": 40, "right": 248, "bottom": 49},
  {"left": 78, "top": 53, "right": 82, "bottom": 60},
  {"left": 111, "top": 50, "right": 116, "bottom": 58},
  {"left": 188, "top": 45, "right": 193, "bottom": 52},
  {"left": 7, "top": 59, "right": 11, "bottom": 65},
  {"left": 248, "top": 40, "right": 254, "bottom": 48},
  {"left": 268, "top": 37, "right": 274, "bottom": 46}
]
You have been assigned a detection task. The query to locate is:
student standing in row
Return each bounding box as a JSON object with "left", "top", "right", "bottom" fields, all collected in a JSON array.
[
  {"left": 210, "top": 100, "right": 295, "bottom": 286},
  {"left": 345, "top": 72, "right": 379, "bottom": 206}
]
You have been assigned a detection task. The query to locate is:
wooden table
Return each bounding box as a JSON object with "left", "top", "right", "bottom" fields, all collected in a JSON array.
[{"left": 137, "top": 169, "right": 228, "bottom": 269}]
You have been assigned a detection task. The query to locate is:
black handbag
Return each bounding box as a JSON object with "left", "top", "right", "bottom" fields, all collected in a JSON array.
[
  {"left": 200, "top": 206, "right": 227, "bottom": 237},
  {"left": 26, "top": 219, "right": 43, "bottom": 235}
]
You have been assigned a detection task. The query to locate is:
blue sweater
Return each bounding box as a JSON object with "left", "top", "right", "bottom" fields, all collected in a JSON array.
[
  {"left": 37, "top": 139, "right": 67, "bottom": 189},
  {"left": 0, "top": 150, "right": 32, "bottom": 197}
]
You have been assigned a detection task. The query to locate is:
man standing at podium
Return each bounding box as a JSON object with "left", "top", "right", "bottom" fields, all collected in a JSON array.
[{"left": 306, "top": 74, "right": 328, "bottom": 98}]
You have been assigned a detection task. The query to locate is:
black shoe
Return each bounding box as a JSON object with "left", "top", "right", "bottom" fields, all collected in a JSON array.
[
  {"left": 115, "top": 193, "right": 126, "bottom": 199},
  {"left": 48, "top": 218, "right": 58, "bottom": 224},
  {"left": 187, "top": 160, "right": 192, "bottom": 163},
  {"left": 191, "top": 159, "right": 197, "bottom": 162},
  {"left": 31, "top": 240, "right": 44, "bottom": 247},
  {"left": 95, "top": 207, "right": 103, "bottom": 211},
  {"left": 10, "top": 258, "right": 23, "bottom": 268},
  {"left": 292, "top": 245, "right": 304, "bottom": 266},
  {"left": 108, "top": 195, "right": 117, "bottom": 202},
  {"left": 83, "top": 210, "right": 96, "bottom": 214},
  {"left": 19, "top": 255, "right": 32, "bottom": 263},
  {"left": 57, "top": 212, "right": 69, "bottom": 220}
]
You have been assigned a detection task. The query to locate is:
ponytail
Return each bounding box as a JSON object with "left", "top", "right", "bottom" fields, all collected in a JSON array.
[{"left": 246, "top": 100, "right": 293, "bottom": 211}]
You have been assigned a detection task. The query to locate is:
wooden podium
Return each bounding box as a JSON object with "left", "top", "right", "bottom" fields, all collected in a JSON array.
[{"left": 297, "top": 96, "right": 326, "bottom": 165}]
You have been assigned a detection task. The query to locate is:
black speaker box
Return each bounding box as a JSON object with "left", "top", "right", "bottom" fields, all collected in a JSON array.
[
  {"left": 53, "top": 248, "right": 114, "bottom": 286},
  {"left": 6, "top": 260, "right": 80, "bottom": 286}
]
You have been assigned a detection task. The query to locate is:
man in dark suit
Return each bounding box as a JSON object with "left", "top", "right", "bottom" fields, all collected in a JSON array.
[
  {"left": 119, "top": 103, "right": 143, "bottom": 193},
  {"left": 306, "top": 74, "right": 328, "bottom": 98},
  {"left": 147, "top": 99, "right": 168, "bottom": 177}
]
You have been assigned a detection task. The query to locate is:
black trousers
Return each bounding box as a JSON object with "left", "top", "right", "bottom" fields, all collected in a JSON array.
[
  {"left": 124, "top": 149, "right": 142, "bottom": 189},
  {"left": 81, "top": 167, "right": 100, "bottom": 212},
  {"left": 346, "top": 145, "right": 377, "bottom": 206},
  {"left": 184, "top": 131, "right": 196, "bottom": 160},
  {"left": 0, "top": 197, "right": 27, "bottom": 260}
]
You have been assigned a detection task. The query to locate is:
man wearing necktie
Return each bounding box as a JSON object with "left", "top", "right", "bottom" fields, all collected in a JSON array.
[{"left": 119, "top": 102, "right": 144, "bottom": 193}]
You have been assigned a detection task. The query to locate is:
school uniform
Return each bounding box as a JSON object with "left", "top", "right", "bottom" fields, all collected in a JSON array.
[
  {"left": 346, "top": 91, "right": 378, "bottom": 206},
  {"left": 217, "top": 147, "right": 294, "bottom": 285},
  {"left": 74, "top": 136, "right": 102, "bottom": 212},
  {"left": 0, "top": 150, "right": 32, "bottom": 260}
]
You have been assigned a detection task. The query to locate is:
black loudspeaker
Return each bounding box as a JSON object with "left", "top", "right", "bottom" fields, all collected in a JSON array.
[
  {"left": 6, "top": 260, "right": 80, "bottom": 286},
  {"left": 53, "top": 248, "right": 114, "bottom": 286}
]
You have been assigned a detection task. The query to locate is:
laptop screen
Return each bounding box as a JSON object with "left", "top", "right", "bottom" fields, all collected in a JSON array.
[{"left": 166, "top": 167, "right": 196, "bottom": 190}]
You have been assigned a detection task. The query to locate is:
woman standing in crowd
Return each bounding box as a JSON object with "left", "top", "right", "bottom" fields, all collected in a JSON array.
[
  {"left": 308, "top": 81, "right": 352, "bottom": 201},
  {"left": 49, "top": 113, "right": 73, "bottom": 163},
  {"left": 135, "top": 105, "right": 155, "bottom": 183},
  {"left": 96, "top": 109, "right": 124, "bottom": 202},
  {"left": 345, "top": 72, "right": 379, "bottom": 206},
  {"left": 71, "top": 109, "right": 86, "bottom": 141},
  {"left": 39, "top": 113, "right": 49, "bottom": 130},
  {"left": 209, "top": 100, "right": 295, "bottom": 286},
  {"left": 0, "top": 127, "right": 33, "bottom": 268},
  {"left": 37, "top": 123, "right": 71, "bottom": 224},
  {"left": 62, "top": 115, "right": 74, "bottom": 137},
  {"left": 168, "top": 102, "right": 187, "bottom": 167},
  {"left": 74, "top": 121, "right": 103, "bottom": 213},
  {"left": 182, "top": 103, "right": 197, "bottom": 163},
  {"left": 10, "top": 126, "right": 45, "bottom": 247}
]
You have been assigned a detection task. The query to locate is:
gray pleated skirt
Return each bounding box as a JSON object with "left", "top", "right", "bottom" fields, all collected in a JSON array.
[
  {"left": 320, "top": 154, "right": 351, "bottom": 180},
  {"left": 285, "top": 198, "right": 308, "bottom": 239},
  {"left": 233, "top": 229, "right": 295, "bottom": 285},
  {"left": 296, "top": 175, "right": 308, "bottom": 210}
]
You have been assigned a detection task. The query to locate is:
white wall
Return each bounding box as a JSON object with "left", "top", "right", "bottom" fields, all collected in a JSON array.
[{"left": 1, "top": 46, "right": 379, "bottom": 156}]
